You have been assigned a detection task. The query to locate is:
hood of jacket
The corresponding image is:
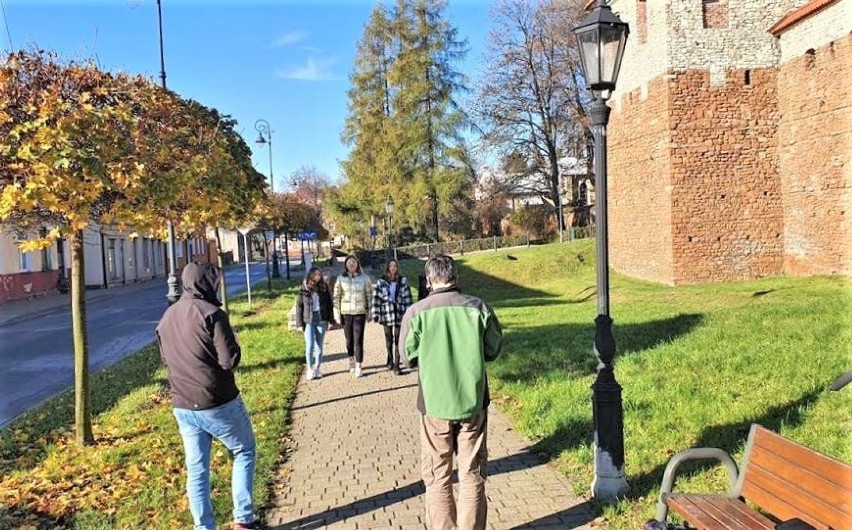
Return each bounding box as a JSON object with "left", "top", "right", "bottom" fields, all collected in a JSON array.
[{"left": 181, "top": 262, "right": 222, "bottom": 306}]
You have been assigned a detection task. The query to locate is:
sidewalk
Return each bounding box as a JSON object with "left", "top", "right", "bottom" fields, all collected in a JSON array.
[{"left": 264, "top": 323, "right": 594, "bottom": 529}]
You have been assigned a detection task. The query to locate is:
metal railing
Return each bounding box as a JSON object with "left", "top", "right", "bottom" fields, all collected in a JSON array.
[{"left": 394, "top": 234, "right": 530, "bottom": 259}]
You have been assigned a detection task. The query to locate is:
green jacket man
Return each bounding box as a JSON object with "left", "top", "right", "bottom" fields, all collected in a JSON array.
[{"left": 398, "top": 254, "right": 502, "bottom": 530}]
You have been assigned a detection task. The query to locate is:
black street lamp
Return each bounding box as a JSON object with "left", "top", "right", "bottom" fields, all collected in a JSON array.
[
  {"left": 255, "top": 119, "right": 280, "bottom": 279},
  {"left": 156, "top": 0, "right": 180, "bottom": 304},
  {"left": 573, "top": 0, "right": 630, "bottom": 501},
  {"left": 385, "top": 196, "right": 397, "bottom": 261}
]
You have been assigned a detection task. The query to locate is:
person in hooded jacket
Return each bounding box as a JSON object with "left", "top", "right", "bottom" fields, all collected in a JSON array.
[
  {"left": 295, "top": 266, "right": 335, "bottom": 380},
  {"left": 156, "top": 263, "right": 260, "bottom": 530},
  {"left": 371, "top": 258, "right": 413, "bottom": 375}
]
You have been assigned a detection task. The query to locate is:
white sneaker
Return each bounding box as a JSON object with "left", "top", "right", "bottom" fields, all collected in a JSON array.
[
  {"left": 306, "top": 368, "right": 315, "bottom": 381},
  {"left": 354, "top": 364, "right": 363, "bottom": 378},
  {"left": 348, "top": 360, "right": 355, "bottom": 373},
  {"left": 313, "top": 365, "right": 323, "bottom": 379}
]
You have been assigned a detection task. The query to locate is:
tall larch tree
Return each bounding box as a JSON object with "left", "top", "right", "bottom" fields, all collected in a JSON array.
[{"left": 390, "top": 0, "right": 471, "bottom": 242}]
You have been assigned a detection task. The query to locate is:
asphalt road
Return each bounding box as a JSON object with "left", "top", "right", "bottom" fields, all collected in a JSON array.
[{"left": 0, "top": 262, "right": 276, "bottom": 428}]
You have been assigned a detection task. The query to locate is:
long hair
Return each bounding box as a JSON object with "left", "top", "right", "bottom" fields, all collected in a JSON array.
[
  {"left": 343, "top": 254, "right": 362, "bottom": 276},
  {"left": 304, "top": 267, "right": 327, "bottom": 292},
  {"left": 385, "top": 259, "right": 401, "bottom": 282}
]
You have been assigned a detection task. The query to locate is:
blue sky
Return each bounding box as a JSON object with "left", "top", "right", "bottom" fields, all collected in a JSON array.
[{"left": 1, "top": 0, "right": 493, "bottom": 189}]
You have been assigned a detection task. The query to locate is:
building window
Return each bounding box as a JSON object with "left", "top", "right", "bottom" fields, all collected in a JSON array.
[
  {"left": 19, "top": 249, "right": 31, "bottom": 272},
  {"left": 108, "top": 238, "right": 118, "bottom": 280},
  {"left": 702, "top": 0, "right": 728, "bottom": 29},
  {"left": 143, "top": 238, "right": 151, "bottom": 269},
  {"left": 637, "top": 0, "right": 647, "bottom": 43},
  {"left": 578, "top": 182, "right": 589, "bottom": 207}
]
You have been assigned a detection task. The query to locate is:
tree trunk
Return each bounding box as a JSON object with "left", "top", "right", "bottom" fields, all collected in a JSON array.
[
  {"left": 70, "top": 230, "right": 94, "bottom": 445},
  {"left": 215, "top": 227, "right": 228, "bottom": 313},
  {"left": 262, "top": 232, "right": 272, "bottom": 293},
  {"left": 284, "top": 233, "right": 291, "bottom": 280}
]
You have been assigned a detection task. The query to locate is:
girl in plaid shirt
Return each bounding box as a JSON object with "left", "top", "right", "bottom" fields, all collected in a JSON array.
[{"left": 371, "top": 259, "right": 413, "bottom": 375}]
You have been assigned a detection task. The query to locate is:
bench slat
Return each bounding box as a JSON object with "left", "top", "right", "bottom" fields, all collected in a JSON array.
[
  {"left": 752, "top": 427, "right": 852, "bottom": 489},
  {"left": 742, "top": 466, "right": 850, "bottom": 530},
  {"left": 701, "top": 496, "right": 767, "bottom": 530},
  {"left": 669, "top": 496, "right": 731, "bottom": 530},
  {"left": 708, "top": 496, "right": 775, "bottom": 530},
  {"left": 749, "top": 449, "right": 852, "bottom": 514},
  {"left": 668, "top": 495, "right": 775, "bottom": 530}
]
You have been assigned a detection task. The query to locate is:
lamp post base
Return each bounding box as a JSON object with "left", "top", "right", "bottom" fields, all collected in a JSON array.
[
  {"left": 591, "top": 445, "right": 629, "bottom": 501},
  {"left": 166, "top": 273, "right": 180, "bottom": 305}
]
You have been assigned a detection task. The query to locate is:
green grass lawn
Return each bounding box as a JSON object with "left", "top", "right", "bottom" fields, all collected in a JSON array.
[
  {"left": 403, "top": 241, "right": 851, "bottom": 529},
  {"left": 2, "top": 247, "right": 848, "bottom": 529},
  {"left": 0, "top": 280, "right": 303, "bottom": 530}
]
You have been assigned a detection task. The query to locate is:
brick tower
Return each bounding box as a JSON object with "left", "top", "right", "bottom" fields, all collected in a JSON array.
[{"left": 603, "top": 0, "right": 851, "bottom": 284}]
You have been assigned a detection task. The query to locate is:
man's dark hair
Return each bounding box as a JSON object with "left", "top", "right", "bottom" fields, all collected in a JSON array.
[{"left": 425, "top": 254, "right": 457, "bottom": 286}]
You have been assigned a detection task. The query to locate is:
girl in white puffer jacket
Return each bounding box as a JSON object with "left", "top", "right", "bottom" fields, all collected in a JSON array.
[{"left": 333, "top": 255, "right": 373, "bottom": 377}]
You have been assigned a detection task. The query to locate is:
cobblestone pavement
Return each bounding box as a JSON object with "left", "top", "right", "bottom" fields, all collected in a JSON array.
[{"left": 265, "top": 322, "right": 594, "bottom": 530}]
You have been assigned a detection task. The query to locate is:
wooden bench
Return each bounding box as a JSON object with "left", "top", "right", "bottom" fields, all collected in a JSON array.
[{"left": 650, "top": 424, "right": 851, "bottom": 530}]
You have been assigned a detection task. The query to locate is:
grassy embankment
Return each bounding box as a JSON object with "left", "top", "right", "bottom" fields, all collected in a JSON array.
[{"left": 404, "top": 241, "right": 850, "bottom": 528}]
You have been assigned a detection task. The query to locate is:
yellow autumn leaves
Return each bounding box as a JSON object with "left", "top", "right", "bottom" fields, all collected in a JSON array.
[{"left": 0, "top": 50, "right": 267, "bottom": 246}]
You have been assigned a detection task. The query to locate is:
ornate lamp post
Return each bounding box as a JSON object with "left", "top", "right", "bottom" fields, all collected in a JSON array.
[
  {"left": 573, "top": 0, "right": 630, "bottom": 501},
  {"left": 156, "top": 0, "right": 180, "bottom": 304},
  {"left": 385, "top": 196, "right": 397, "bottom": 261},
  {"left": 255, "top": 119, "right": 280, "bottom": 278}
]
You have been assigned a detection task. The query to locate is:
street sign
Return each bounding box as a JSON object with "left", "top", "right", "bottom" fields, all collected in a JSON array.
[
  {"left": 264, "top": 230, "right": 275, "bottom": 240},
  {"left": 298, "top": 231, "right": 317, "bottom": 241},
  {"left": 369, "top": 226, "right": 378, "bottom": 237}
]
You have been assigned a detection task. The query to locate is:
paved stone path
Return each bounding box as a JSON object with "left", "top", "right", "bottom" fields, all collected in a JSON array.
[{"left": 265, "top": 322, "right": 594, "bottom": 530}]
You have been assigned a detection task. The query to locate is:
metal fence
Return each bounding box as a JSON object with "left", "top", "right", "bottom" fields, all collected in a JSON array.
[
  {"left": 349, "top": 228, "right": 593, "bottom": 267},
  {"left": 395, "top": 234, "right": 530, "bottom": 259}
]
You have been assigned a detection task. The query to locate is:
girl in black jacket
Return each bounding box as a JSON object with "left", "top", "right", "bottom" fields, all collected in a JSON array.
[{"left": 295, "top": 267, "right": 335, "bottom": 380}]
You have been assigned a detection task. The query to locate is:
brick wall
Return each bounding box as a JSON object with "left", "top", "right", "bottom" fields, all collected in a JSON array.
[
  {"left": 702, "top": 0, "right": 729, "bottom": 29},
  {"left": 608, "top": 77, "right": 676, "bottom": 284},
  {"left": 0, "top": 270, "right": 59, "bottom": 304},
  {"left": 777, "top": 34, "right": 852, "bottom": 275},
  {"left": 601, "top": 1, "right": 848, "bottom": 285},
  {"left": 668, "top": 68, "right": 784, "bottom": 283}
]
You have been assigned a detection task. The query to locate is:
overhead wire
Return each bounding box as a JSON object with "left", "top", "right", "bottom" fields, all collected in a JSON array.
[{"left": 0, "top": 0, "right": 13, "bottom": 53}]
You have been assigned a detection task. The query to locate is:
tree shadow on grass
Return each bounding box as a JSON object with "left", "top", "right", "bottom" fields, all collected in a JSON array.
[
  {"left": 0, "top": 344, "right": 163, "bottom": 496},
  {"left": 235, "top": 320, "right": 283, "bottom": 333},
  {"left": 494, "top": 314, "right": 704, "bottom": 382},
  {"left": 0, "top": 505, "right": 71, "bottom": 530},
  {"left": 624, "top": 388, "right": 824, "bottom": 501},
  {"left": 492, "top": 297, "right": 573, "bottom": 309},
  {"left": 401, "top": 257, "right": 556, "bottom": 305},
  {"left": 239, "top": 356, "right": 303, "bottom": 373},
  {"left": 524, "top": 415, "right": 595, "bottom": 458}
]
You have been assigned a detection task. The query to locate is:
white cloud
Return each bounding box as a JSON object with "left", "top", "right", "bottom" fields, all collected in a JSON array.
[
  {"left": 275, "top": 56, "right": 341, "bottom": 82},
  {"left": 270, "top": 30, "right": 308, "bottom": 48}
]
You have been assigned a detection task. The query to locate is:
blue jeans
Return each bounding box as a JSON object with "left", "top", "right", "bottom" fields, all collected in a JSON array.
[
  {"left": 173, "top": 396, "right": 256, "bottom": 530},
  {"left": 304, "top": 310, "right": 327, "bottom": 368}
]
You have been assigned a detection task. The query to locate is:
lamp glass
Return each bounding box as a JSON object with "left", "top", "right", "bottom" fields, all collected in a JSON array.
[
  {"left": 600, "top": 24, "right": 627, "bottom": 88},
  {"left": 573, "top": 4, "right": 629, "bottom": 98},
  {"left": 385, "top": 197, "right": 395, "bottom": 215}
]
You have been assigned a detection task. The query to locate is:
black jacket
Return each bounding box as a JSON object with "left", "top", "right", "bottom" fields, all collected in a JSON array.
[
  {"left": 295, "top": 281, "right": 334, "bottom": 327},
  {"left": 155, "top": 263, "right": 241, "bottom": 410}
]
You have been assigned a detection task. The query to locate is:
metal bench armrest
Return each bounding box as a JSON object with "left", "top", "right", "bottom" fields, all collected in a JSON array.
[{"left": 654, "top": 448, "right": 740, "bottom": 523}]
